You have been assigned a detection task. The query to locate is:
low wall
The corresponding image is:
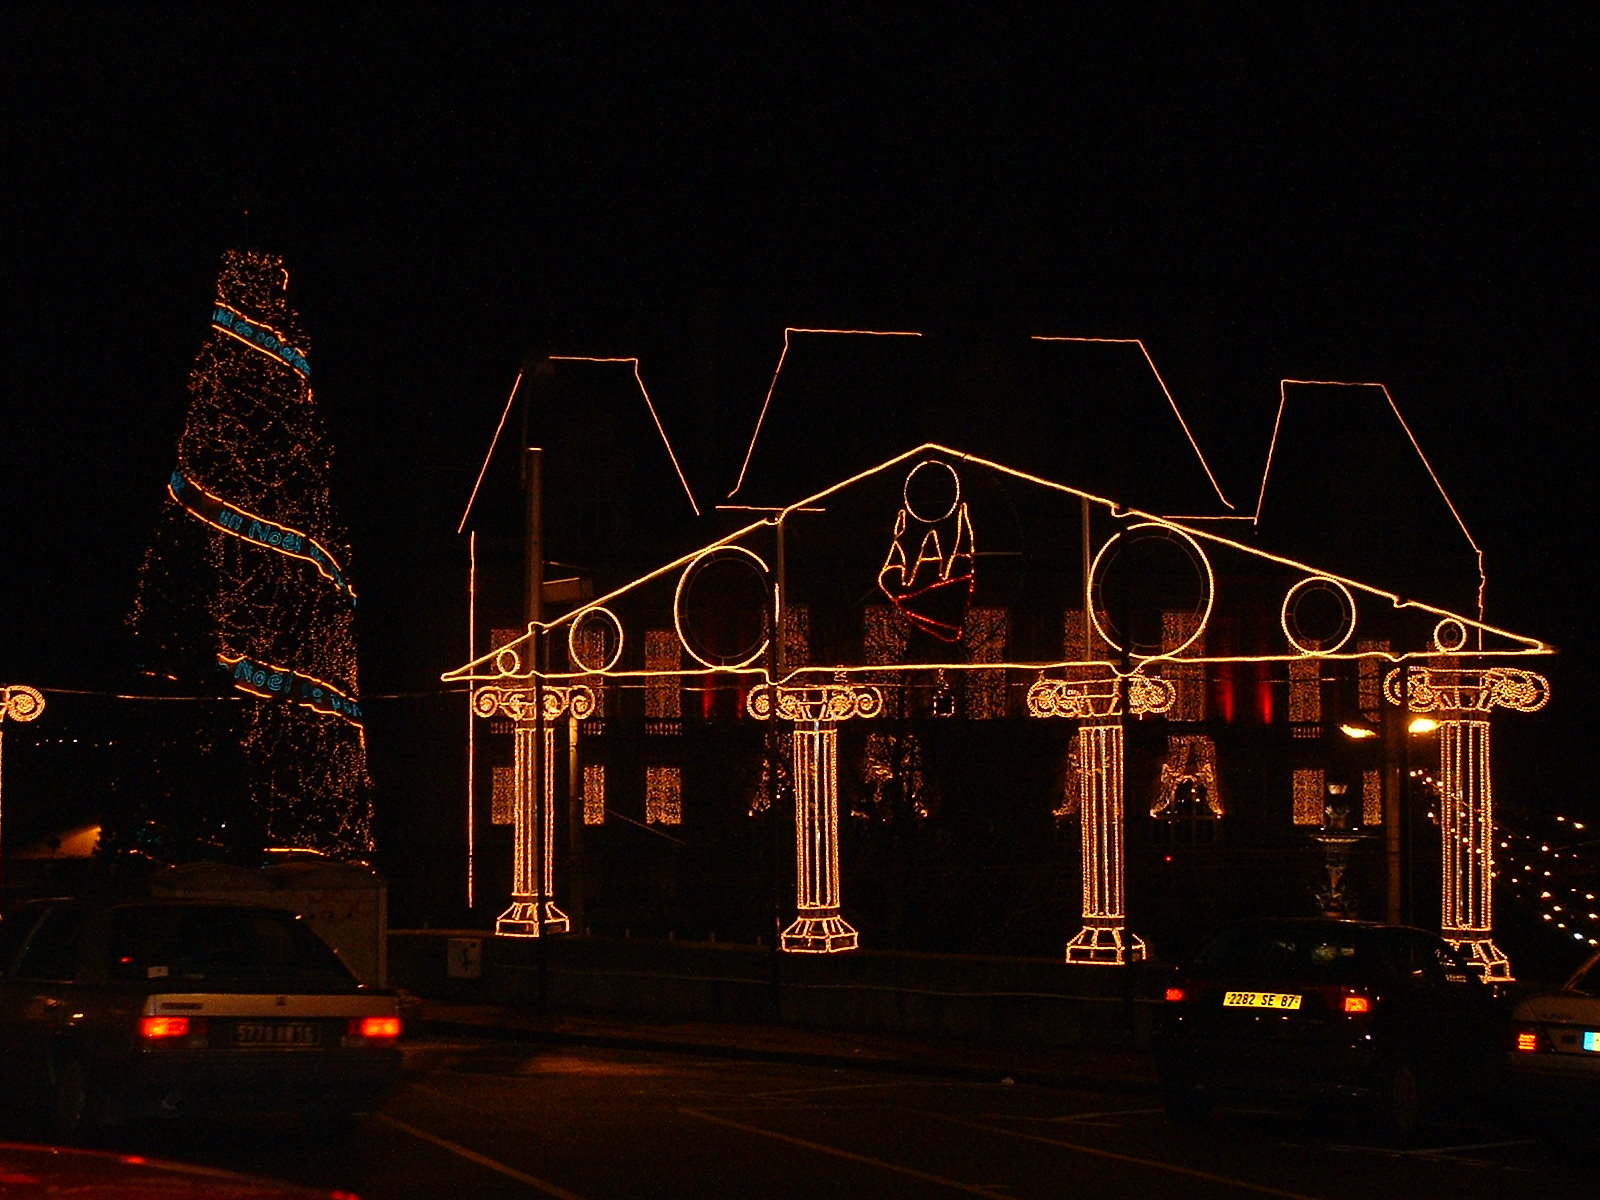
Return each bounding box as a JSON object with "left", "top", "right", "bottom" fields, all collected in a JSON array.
[{"left": 390, "top": 930, "right": 1166, "bottom": 1050}]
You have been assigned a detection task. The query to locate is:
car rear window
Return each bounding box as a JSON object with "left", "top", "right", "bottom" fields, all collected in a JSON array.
[
  {"left": 1189, "top": 924, "right": 1373, "bottom": 982},
  {"left": 109, "top": 905, "right": 355, "bottom": 985}
]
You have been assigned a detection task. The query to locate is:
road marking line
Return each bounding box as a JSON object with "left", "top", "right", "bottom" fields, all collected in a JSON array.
[
  {"left": 994, "top": 1107, "right": 1163, "bottom": 1124},
  {"left": 922, "top": 1111, "right": 1322, "bottom": 1200},
  {"left": 376, "top": 1113, "right": 593, "bottom": 1200},
  {"left": 681, "top": 1107, "right": 1020, "bottom": 1198}
]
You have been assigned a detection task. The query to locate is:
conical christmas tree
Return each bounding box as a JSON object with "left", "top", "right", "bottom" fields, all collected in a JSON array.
[{"left": 122, "top": 249, "right": 372, "bottom": 861}]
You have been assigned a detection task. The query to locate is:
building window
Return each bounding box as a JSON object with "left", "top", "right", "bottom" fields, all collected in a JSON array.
[
  {"left": 964, "top": 606, "right": 1008, "bottom": 719},
  {"left": 1289, "top": 658, "right": 1322, "bottom": 738},
  {"left": 646, "top": 766, "right": 682, "bottom": 825},
  {"left": 864, "top": 606, "right": 908, "bottom": 666},
  {"left": 1162, "top": 611, "right": 1206, "bottom": 722},
  {"left": 491, "top": 766, "right": 515, "bottom": 825},
  {"left": 645, "top": 630, "right": 681, "bottom": 719},
  {"left": 583, "top": 763, "right": 606, "bottom": 825},
  {"left": 783, "top": 604, "right": 811, "bottom": 669},
  {"left": 1293, "top": 768, "right": 1325, "bottom": 826}
]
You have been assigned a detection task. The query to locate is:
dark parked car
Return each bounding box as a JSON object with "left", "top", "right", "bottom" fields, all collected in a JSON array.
[
  {"left": 0, "top": 897, "right": 402, "bottom": 1136},
  {"left": 1154, "top": 918, "right": 1505, "bottom": 1134},
  {"left": 1508, "top": 946, "right": 1600, "bottom": 1124}
]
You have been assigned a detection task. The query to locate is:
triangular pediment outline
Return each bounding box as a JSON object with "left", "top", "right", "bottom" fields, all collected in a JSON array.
[{"left": 444, "top": 442, "right": 1550, "bottom": 686}]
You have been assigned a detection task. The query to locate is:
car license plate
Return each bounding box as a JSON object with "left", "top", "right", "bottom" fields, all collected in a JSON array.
[
  {"left": 1584, "top": 1032, "right": 1599, "bottom": 1053},
  {"left": 1223, "top": 991, "right": 1302, "bottom": 1010},
  {"left": 235, "top": 1021, "right": 320, "bottom": 1047}
]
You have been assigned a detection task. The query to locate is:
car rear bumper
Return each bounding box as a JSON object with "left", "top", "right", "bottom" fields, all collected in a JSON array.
[{"left": 1155, "top": 1036, "right": 1383, "bottom": 1103}]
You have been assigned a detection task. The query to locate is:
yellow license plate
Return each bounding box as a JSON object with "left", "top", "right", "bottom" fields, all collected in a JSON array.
[{"left": 1223, "top": 991, "right": 1302, "bottom": 1010}]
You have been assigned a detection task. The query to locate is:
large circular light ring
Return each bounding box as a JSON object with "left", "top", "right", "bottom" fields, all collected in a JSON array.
[
  {"left": 674, "top": 544, "right": 771, "bottom": 670},
  {"left": 1433, "top": 618, "right": 1469, "bottom": 653},
  {"left": 1281, "top": 576, "right": 1357, "bottom": 655},
  {"left": 567, "top": 606, "right": 624, "bottom": 674},
  {"left": 1087, "top": 522, "right": 1213, "bottom": 660},
  {"left": 902, "top": 459, "right": 961, "bottom": 523}
]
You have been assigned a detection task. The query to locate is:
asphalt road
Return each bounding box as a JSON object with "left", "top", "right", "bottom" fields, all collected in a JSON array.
[{"left": 12, "top": 1035, "right": 1596, "bottom": 1199}]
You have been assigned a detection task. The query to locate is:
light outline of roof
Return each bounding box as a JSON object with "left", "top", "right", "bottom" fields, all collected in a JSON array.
[
  {"left": 457, "top": 356, "right": 702, "bottom": 535},
  {"left": 1254, "top": 379, "right": 1485, "bottom": 622},
  {"left": 727, "top": 327, "right": 924, "bottom": 500},
  {"left": 1029, "top": 336, "right": 1236, "bottom": 513}
]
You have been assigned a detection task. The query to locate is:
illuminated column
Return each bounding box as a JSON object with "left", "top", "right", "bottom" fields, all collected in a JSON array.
[
  {"left": 1388, "top": 662, "right": 1549, "bottom": 982},
  {"left": 1439, "top": 718, "right": 1494, "bottom": 964},
  {"left": 748, "top": 681, "right": 883, "bottom": 953},
  {"left": 1071, "top": 722, "right": 1139, "bottom": 963},
  {"left": 1028, "top": 672, "right": 1173, "bottom": 965},
  {"left": 0, "top": 685, "right": 47, "bottom": 880},
  {"left": 474, "top": 683, "right": 594, "bottom": 937}
]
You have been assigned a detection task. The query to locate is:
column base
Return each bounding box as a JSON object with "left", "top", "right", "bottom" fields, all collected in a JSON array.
[
  {"left": 1443, "top": 929, "right": 1513, "bottom": 983},
  {"left": 780, "top": 913, "right": 859, "bottom": 953},
  {"left": 496, "top": 900, "right": 571, "bottom": 938},
  {"left": 1065, "top": 921, "right": 1147, "bottom": 966}
]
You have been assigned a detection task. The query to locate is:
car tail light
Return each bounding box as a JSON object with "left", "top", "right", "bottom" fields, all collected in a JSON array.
[
  {"left": 139, "top": 1015, "right": 209, "bottom": 1046},
  {"left": 1342, "top": 994, "right": 1371, "bottom": 1015},
  {"left": 1165, "top": 986, "right": 1187, "bottom": 1003},
  {"left": 141, "top": 1016, "right": 189, "bottom": 1039},
  {"left": 1513, "top": 1026, "right": 1549, "bottom": 1053},
  {"left": 349, "top": 1015, "right": 402, "bottom": 1041}
]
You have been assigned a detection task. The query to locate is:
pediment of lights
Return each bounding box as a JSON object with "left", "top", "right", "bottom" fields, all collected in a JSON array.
[{"left": 443, "top": 443, "right": 1551, "bottom": 689}]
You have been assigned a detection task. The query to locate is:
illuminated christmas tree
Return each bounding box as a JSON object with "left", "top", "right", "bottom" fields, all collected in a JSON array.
[{"left": 121, "top": 249, "right": 372, "bottom": 861}]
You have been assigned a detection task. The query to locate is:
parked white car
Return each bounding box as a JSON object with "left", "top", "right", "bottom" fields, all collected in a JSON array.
[{"left": 1509, "top": 947, "right": 1600, "bottom": 1122}]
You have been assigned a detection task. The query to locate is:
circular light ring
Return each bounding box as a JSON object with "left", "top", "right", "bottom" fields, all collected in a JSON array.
[
  {"left": 1, "top": 684, "right": 46, "bottom": 722},
  {"left": 674, "top": 544, "right": 771, "bottom": 670},
  {"left": 1280, "top": 576, "right": 1358, "bottom": 655},
  {"left": 493, "top": 645, "right": 524, "bottom": 676},
  {"left": 1088, "top": 523, "right": 1214, "bottom": 660},
  {"left": 902, "top": 459, "right": 961, "bottom": 523},
  {"left": 1433, "top": 618, "right": 1469, "bottom": 653},
  {"left": 567, "top": 606, "right": 625, "bottom": 674}
]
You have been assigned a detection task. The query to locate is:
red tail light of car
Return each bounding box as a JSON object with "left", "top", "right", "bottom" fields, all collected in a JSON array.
[
  {"left": 139, "top": 1015, "right": 209, "bottom": 1047},
  {"left": 347, "top": 1015, "right": 402, "bottom": 1043},
  {"left": 1513, "top": 1025, "right": 1549, "bottom": 1053}
]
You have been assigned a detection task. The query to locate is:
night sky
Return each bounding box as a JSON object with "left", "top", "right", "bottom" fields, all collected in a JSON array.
[{"left": 3, "top": 9, "right": 1592, "bottom": 853}]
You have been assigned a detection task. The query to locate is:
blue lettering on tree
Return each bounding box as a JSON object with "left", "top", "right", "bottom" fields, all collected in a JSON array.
[
  {"left": 211, "top": 305, "right": 310, "bottom": 377},
  {"left": 223, "top": 653, "right": 363, "bottom": 725}
]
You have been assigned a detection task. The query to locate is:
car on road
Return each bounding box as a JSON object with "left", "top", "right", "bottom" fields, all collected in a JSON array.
[
  {"left": 1508, "top": 946, "right": 1600, "bottom": 1124},
  {"left": 1154, "top": 918, "right": 1505, "bottom": 1135},
  {"left": 0, "top": 896, "right": 403, "bottom": 1137}
]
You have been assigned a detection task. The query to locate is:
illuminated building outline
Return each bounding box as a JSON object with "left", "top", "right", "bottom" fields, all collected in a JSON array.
[
  {"left": 448, "top": 416, "right": 1552, "bottom": 962},
  {"left": 1255, "top": 379, "right": 1487, "bottom": 623}
]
